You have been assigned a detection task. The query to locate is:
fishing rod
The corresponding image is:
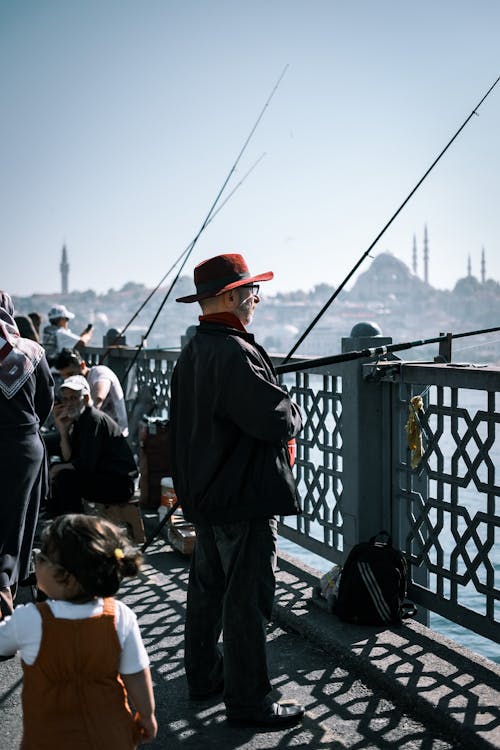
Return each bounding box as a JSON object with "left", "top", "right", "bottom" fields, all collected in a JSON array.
[
  {"left": 276, "top": 324, "right": 500, "bottom": 375},
  {"left": 141, "top": 498, "right": 181, "bottom": 553},
  {"left": 99, "top": 152, "right": 266, "bottom": 365},
  {"left": 120, "top": 65, "right": 289, "bottom": 385},
  {"left": 142, "top": 323, "right": 500, "bottom": 552},
  {"left": 281, "top": 73, "right": 500, "bottom": 365}
]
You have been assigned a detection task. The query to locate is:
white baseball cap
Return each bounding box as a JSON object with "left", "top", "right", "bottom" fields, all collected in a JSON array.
[
  {"left": 48, "top": 304, "right": 75, "bottom": 321},
  {"left": 60, "top": 375, "right": 90, "bottom": 395}
]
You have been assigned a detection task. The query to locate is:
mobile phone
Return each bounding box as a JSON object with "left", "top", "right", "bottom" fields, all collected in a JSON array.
[{"left": 84, "top": 323, "right": 93, "bottom": 333}]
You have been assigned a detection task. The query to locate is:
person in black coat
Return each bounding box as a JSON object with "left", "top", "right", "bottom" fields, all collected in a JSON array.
[
  {"left": 48, "top": 375, "right": 137, "bottom": 516},
  {"left": 0, "top": 291, "right": 54, "bottom": 620},
  {"left": 170, "top": 254, "right": 304, "bottom": 728}
]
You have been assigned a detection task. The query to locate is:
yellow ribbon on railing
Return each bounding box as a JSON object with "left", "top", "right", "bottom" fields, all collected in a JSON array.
[{"left": 405, "top": 395, "right": 424, "bottom": 468}]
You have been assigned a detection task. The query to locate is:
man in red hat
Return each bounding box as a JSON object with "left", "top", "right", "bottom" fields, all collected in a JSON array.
[{"left": 170, "top": 253, "right": 304, "bottom": 728}]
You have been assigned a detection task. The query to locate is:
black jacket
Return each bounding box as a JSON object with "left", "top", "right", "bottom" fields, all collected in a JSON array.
[
  {"left": 170, "top": 320, "right": 302, "bottom": 525},
  {"left": 70, "top": 406, "right": 138, "bottom": 479}
]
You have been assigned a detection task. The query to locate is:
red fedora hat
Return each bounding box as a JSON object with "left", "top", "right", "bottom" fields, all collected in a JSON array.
[{"left": 176, "top": 253, "right": 273, "bottom": 303}]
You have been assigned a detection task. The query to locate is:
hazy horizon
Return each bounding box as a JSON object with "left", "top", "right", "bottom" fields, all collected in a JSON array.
[{"left": 2, "top": 1, "right": 499, "bottom": 299}]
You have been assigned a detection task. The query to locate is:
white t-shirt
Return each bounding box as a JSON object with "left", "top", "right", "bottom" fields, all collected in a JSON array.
[
  {"left": 55, "top": 327, "right": 81, "bottom": 352},
  {"left": 0, "top": 598, "right": 149, "bottom": 674},
  {"left": 87, "top": 365, "right": 129, "bottom": 436}
]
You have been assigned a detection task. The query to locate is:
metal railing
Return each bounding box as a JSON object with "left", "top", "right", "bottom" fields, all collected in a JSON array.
[
  {"left": 386, "top": 361, "right": 500, "bottom": 644},
  {"left": 86, "top": 346, "right": 499, "bottom": 645}
]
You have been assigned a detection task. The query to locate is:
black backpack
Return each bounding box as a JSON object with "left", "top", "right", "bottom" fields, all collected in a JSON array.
[{"left": 334, "top": 530, "right": 415, "bottom": 625}]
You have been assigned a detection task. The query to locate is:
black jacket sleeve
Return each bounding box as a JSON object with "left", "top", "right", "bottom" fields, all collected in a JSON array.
[
  {"left": 34, "top": 356, "right": 55, "bottom": 426},
  {"left": 220, "top": 339, "right": 302, "bottom": 443}
]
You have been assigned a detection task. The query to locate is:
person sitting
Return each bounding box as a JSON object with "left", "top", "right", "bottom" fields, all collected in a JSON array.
[
  {"left": 42, "top": 304, "right": 93, "bottom": 363},
  {"left": 48, "top": 375, "right": 138, "bottom": 517},
  {"left": 54, "top": 348, "right": 129, "bottom": 437}
]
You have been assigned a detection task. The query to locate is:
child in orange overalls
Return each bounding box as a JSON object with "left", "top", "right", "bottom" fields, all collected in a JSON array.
[{"left": 0, "top": 514, "right": 157, "bottom": 749}]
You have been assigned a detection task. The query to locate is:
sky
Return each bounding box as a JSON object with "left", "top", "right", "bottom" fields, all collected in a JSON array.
[{"left": 1, "top": 0, "right": 499, "bottom": 299}]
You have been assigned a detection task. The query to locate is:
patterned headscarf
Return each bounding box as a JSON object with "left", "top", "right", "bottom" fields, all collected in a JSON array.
[{"left": 0, "top": 290, "right": 45, "bottom": 399}]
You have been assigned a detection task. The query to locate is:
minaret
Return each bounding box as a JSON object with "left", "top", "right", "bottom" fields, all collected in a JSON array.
[
  {"left": 481, "top": 247, "right": 486, "bottom": 283},
  {"left": 412, "top": 234, "right": 418, "bottom": 275},
  {"left": 60, "top": 244, "right": 69, "bottom": 294},
  {"left": 467, "top": 254, "right": 472, "bottom": 277},
  {"left": 423, "top": 225, "right": 429, "bottom": 284}
]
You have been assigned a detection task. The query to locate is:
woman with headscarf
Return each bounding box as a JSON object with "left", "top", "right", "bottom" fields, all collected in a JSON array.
[{"left": 0, "top": 291, "right": 54, "bottom": 620}]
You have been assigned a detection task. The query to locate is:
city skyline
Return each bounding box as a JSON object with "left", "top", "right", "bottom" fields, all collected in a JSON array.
[
  {"left": 12, "top": 248, "right": 500, "bottom": 366},
  {"left": 32, "top": 231, "right": 498, "bottom": 299},
  {"left": 1, "top": 1, "right": 499, "bottom": 298}
]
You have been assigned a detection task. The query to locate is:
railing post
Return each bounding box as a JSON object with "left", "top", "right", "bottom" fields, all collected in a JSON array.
[
  {"left": 340, "top": 328, "right": 393, "bottom": 553},
  {"left": 105, "top": 348, "right": 135, "bottom": 387},
  {"left": 437, "top": 331, "right": 452, "bottom": 362}
]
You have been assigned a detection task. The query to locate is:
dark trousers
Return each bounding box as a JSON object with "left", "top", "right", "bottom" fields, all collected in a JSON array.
[
  {"left": 184, "top": 517, "right": 277, "bottom": 717},
  {"left": 0, "top": 431, "right": 45, "bottom": 589},
  {"left": 48, "top": 468, "right": 135, "bottom": 516}
]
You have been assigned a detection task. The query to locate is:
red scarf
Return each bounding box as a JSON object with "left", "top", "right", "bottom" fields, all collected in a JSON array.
[{"left": 198, "top": 312, "right": 247, "bottom": 333}]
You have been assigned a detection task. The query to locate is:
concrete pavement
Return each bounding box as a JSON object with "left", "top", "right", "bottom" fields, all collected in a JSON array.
[{"left": 1, "top": 514, "right": 499, "bottom": 749}]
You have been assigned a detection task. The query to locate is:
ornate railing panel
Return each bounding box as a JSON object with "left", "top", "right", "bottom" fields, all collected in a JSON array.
[
  {"left": 391, "top": 364, "right": 500, "bottom": 644},
  {"left": 278, "top": 369, "right": 345, "bottom": 563}
]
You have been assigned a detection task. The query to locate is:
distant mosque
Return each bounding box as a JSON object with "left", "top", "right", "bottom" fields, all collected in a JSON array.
[
  {"left": 60, "top": 244, "right": 69, "bottom": 294},
  {"left": 410, "top": 225, "right": 488, "bottom": 286},
  {"left": 411, "top": 225, "right": 429, "bottom": 283},
  {"left": 467, "top": 246, "right": 487, "bottom": 284},
  {"left": 349, "top": 225, "right": 492, "bottom": 303},
  {"left": 55, "top": 231, "right": 489, "bottom": 299}
]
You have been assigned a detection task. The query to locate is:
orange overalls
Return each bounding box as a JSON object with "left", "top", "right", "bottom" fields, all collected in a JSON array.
[{"left": 21, "top": 598, "right": 140, "bottom": 749}]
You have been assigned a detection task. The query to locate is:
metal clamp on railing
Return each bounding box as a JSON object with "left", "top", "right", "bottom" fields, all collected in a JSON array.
[{"left": 363, "top": 360, "right": 402, "bottom": 382}]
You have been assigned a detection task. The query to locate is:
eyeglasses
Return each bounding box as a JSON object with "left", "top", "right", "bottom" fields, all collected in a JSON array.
[{"left": 239, "top": 284, "right": 260, "bottom": 296}]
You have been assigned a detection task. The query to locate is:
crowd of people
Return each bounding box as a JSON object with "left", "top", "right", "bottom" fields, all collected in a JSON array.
[{"left": 0, "top": 253, "right": 306, "bottom": 745}]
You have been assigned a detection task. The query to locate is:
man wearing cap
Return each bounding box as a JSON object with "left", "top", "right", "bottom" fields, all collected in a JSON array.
[
  {"left": 48, "top": 374, "right": 137, "bottom": 516},
  {"left": 53, "top": 348, "right": 129, "bottom": 437},
  {"left": 170, "top": 253, "right": 304, "bottom": 728},
  {"left": 42, "top": 304, "right": 93, "bottom": 362}
]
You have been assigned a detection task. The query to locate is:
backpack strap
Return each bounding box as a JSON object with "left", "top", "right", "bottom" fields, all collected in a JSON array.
[
  {"left": 400, "top": 600, "right": 417, "bottom": 619},
  {"left": 370, "top": 529, "right": 393, "bottom": 546}
]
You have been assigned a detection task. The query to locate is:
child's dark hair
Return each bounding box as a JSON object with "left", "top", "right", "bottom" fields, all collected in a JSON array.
[
  {"left": 40, "top": 514, "right": 142, "bottom": 598},
  {"left": 53, "top": 347, "right": 84, "bottom": 371}
]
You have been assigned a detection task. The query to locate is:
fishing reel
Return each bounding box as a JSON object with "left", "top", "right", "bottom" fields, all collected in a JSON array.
[{"left": 363, "top": 356, "right": 401, "bottom": 383}]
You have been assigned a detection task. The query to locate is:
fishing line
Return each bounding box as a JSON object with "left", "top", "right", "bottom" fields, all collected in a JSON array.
[
  {"left": 453, "top": 337, "right": 500, "bottom": 354},
  {"left": 100, "top": 152, "right": 266, "bottom": 364},
  {"left": 281, "top": 73, "right": 500, "bottom": 365},
  {"left": 276, "top": 323, "right": 500, "bottom": 375},
  {"left": 120, "top": 65, "right": 289, "bottom": 384}
]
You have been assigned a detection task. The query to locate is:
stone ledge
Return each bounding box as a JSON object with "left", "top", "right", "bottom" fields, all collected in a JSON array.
[{"left": 274, "top": 550, "right": 500, "bottom": 750}]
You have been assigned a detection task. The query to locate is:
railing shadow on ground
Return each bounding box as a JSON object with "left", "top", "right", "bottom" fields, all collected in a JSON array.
[
  {"left": 2, "top": 537, "right": 494, "bottom": 748},
  {"left": 116, "top": 540, "right": 461, "bottom": 750},
  {"left": 273, "top": 553, "right": 500, "bottom": 750},
  {"left": 92, "top": 346, "right": 500, "bottom": 650}
]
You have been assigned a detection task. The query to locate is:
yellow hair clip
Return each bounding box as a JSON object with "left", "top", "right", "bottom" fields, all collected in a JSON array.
[{"left": 114, "top": 548, "right": 124, "bottom": 560}]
